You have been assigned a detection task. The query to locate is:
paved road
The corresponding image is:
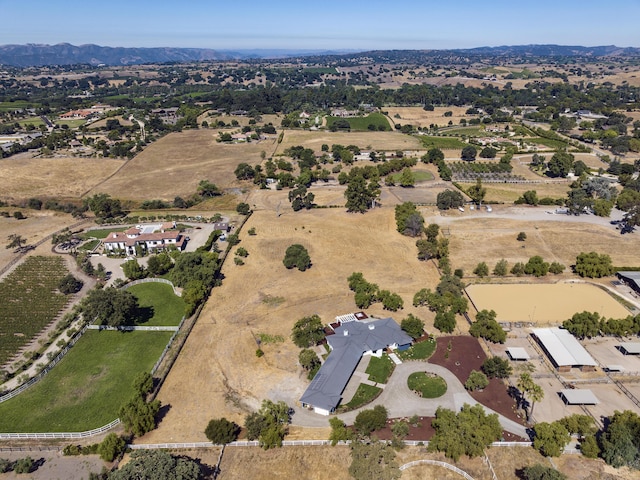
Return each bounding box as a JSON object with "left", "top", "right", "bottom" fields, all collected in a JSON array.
[{"left": 292, "top": 361, "right": 529, "bottom": 438}]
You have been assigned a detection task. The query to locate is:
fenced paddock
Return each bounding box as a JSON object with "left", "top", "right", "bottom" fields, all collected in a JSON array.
[{"left": 466, "top": 283, "right": 630, "bottom": 324}]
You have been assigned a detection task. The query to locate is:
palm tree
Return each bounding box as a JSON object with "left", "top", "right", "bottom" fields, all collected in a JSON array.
[{"left": 518, "top": 373, "right": 544, "bottom": 422}]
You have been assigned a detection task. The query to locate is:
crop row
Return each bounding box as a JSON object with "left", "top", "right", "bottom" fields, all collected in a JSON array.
[{"left": 0, "top": 256, "right": 70, "bottom": 367}]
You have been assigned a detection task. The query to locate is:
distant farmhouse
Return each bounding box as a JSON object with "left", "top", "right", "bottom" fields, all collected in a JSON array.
[
  {"left": 300, "top": 314, "right": 412, "bottom": 416},
  {"left": 102, "top": 222, "right": 187, "bottom": 256}
]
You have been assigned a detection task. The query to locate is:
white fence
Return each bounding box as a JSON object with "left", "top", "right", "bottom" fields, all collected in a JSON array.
[
  {"left": 87, "top": 325, "right": 179, "bottom": 332},
  {"left": 122, "top": 278, "right": 181, "bottom": 297},
  {"left": 0, "top": 419, "right": 120, "bottom": 440},
  {"left": 0, "top": 325, "right": 89, "bottom": 404},
  {"left": 399, "top": 459, "right": 475, "bottom": 479}
]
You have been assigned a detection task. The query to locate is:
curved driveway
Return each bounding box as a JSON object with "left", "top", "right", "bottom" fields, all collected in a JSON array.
[{"left": 292, "top": 361, "right": 529, "bottom": 439}]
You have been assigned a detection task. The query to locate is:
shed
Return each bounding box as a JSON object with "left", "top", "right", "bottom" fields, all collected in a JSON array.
[
  {"left": 618, "top": 342, "right": 640, "bottom": 355},
  {"left": 532, "top": 327, "right": 597, "bottom": 372},
  {"left": 506, "top": 347, "right": 530, "bottom": 361},
  {"left": 560, "top": 389, "right": 599, "bottom": 405}
]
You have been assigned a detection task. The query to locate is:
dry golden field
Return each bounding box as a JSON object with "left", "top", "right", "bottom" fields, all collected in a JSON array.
[
  {"left": 441, "top": 215, "right": 640, "bottom": 275},
  {"left": 385, "top": 106, "right": 474, "bottom": 128},
  {"left": 141, "top": 207, "right": 443, "bottom": 443},
  {"left": 466, "top": 283, "right": 630, "bottom": 323},
  {"left": 277, "top": 129, "right": 422, "bottom": 153},
  {"left": 89, "top": 115, "right": 133, "bottom": 128},
  {"left": 0, "top": 211, "right": 83, "bottom": 273},
  {"left": 86, "top": 130, "right": 278, "bottom": 201},
  {"left": 0, "top": 155, "right": 123, "bottom": 201},
  {"left": 176, "top": 443, "right": 627, "bottom": 480},
  {"left": 471, "top": 182, "right": 571, "bottom": 203}
]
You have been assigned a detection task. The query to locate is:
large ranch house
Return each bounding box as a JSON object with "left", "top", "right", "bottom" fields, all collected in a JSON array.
[
  {"left": 102, "top": 222, "right": 188, "bottom": 256},
  {"left": 300, "top": 313, "right": 412, "bottom": 416}
]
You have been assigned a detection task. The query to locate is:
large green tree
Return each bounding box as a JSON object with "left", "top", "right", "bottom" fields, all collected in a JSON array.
[
  {"left": 344, "top": 174, "right": 380, "bottom": 213},
  {"left": 599, "top": 410, "right": 640, "bottom": 468},
  {"left": 574, "top": 251, "right": 614, "bottom": 278},
  {"left": 204, "top": 418, "right": 240, "bottom": 444},
  {"left": 283, "top": 244, "right": 311, "bottom": 271},
  {"left": 533, "top": 421, "right": 571, "bottom": 457},
  {"left": 547, "top": 152, "right": 574, "bottom": 178},
  {"left": 469, "top": 309, "right": 506, "bottom": 343},
  {"left": 428, "top": 404, "right": 502, "bottom": 461},
  {"left": 291, "top": 314, "right": 325, "bottom": 348},
  {"left": 81, "top": 288, "right": 141, "bottom": 327},
  {"left": 110, "top": 450, "right": 201, "bottom": 480}
]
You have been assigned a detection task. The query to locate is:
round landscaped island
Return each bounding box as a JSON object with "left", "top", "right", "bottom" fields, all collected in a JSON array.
[{"left": 408, "top": 372, "right": 447, "bottom": 398}]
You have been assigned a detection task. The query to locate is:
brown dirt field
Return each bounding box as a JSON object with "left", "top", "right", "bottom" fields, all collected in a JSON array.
[
  {"left": 142, "top": 207, "right": 442, "bottom": 443},
  {"left": 466, "top": 283, "right": 630, "bottom": 323},
  {"left": 86, "top": 130, "right": 279, "bottom": 201},
  {"left": 0, "top": 211, "right": 83, "bottom": 274},
  {"left": 277, "top": 130, "right": 422, "bottom": 153},
  {"left": 445, "top": 217, "right": 640, "bottom": 274},
  {"left": 429, "top": 336, "right": 524, "bottom": 428},
  {"left": 385, "top": 106, "right": 475, "bottom": 128},
  {"left": 0, "top": 155, "right": 124, "bottom": 201},
  {"left": 218, "top": 445, "right": 352, "bottom": 480},
  {"left": 485, "top": 446, "right": 549, "bottom": 480}
]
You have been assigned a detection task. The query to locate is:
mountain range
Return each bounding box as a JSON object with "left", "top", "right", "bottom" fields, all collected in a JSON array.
[{"left": 0, "top": 43, "right": 638, "bottom": 67}]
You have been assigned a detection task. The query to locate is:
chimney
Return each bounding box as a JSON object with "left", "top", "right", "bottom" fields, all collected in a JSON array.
[
  {"left": 368, "top": 324, "right": 375, "bottom": 330},
  {"left": 343, "top": 330, "right": 348, "bottom": 336}
]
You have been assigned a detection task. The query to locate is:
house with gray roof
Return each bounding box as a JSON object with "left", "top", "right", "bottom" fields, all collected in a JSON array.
[
  {"left": 300, "top": 317, "right": 412, "bottom": 415},
  {"left": 617, "top": 271, "right": 640, "bottom": 295}
]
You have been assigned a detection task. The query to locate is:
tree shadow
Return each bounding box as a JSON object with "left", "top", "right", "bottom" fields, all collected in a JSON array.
[
  {"left": 155, "top": 403, "right": 172, "bottom": 426},
  {"left": 135, "top": 306, "right": 155, "bottom": 324}
]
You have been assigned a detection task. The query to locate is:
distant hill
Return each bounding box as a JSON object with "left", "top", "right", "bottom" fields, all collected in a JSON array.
[
  {"left": 0, "top": 43, "right": 358, "bottom": 67},
  {"left": 0, "top": 43, "right": 638, "bottom": 67}
]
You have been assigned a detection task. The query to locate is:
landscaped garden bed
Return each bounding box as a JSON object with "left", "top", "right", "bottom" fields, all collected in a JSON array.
[{"left": 429, "top": 336, "right": 523, "bottom": 425}]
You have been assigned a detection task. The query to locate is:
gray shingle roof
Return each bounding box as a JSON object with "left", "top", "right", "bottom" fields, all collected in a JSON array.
[{"left": 300, "top": 317, "right": 412, "bottom": 412}]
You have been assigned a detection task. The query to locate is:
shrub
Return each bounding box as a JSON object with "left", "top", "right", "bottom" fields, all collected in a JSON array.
[
  {"left": 473, "top": 262, "right": 489, "bottom": 277},
  {"left": 255, "top": 349, "right": 264, "bottom": 357},
  {"left": 517, "top": 232, "right": 527, "bottom": 241},
  {"left": 205, "top": 418, "right": 240, "bottom": 444},
  {"left": 13, "top": 456, "right": 33, "bottom": 474},
  {"left": 97, "top": 433, "right": 126, "bottom": 462},
  {"left": 465, "top": 370, "right": 489, "bottom": 391}
]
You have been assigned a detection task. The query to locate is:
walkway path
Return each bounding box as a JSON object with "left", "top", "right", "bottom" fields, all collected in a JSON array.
[{"left": 292, "top": 361, "right": 529, "bottom": 439}]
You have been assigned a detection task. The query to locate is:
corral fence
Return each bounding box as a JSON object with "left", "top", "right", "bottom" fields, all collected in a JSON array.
[
  {"left": 122, "top": 278, "right": 182, "bottom": 297},
  {"left": 399, "top": 459, "right": 475, "bottom": 479},
  {"left": 0, "top": 419, "right": 120, "bottom": 440},
  {"left": 0, "top": 445, "right": 62, "bottom": 453},
  {"left": 128, "top": 440, "right": 533, "bottom": 450}
]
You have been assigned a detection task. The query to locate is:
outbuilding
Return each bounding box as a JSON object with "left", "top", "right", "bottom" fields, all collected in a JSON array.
[
  {"left": 618, "top": 342, "right": 640, "bottom": 355},
  {"left": 506, "top": 347, "right": 531, "bottom": 361},
  {"left": 532, "top": 327, "right": 598, "bottom": 372},
  {"left": 560, "top": 389, "right": 599, "bottom": 405}
]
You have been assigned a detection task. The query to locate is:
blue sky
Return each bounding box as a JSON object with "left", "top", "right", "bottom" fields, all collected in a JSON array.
[{"left": 2, "top": 0, "right": 638, "bottom": 50}]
